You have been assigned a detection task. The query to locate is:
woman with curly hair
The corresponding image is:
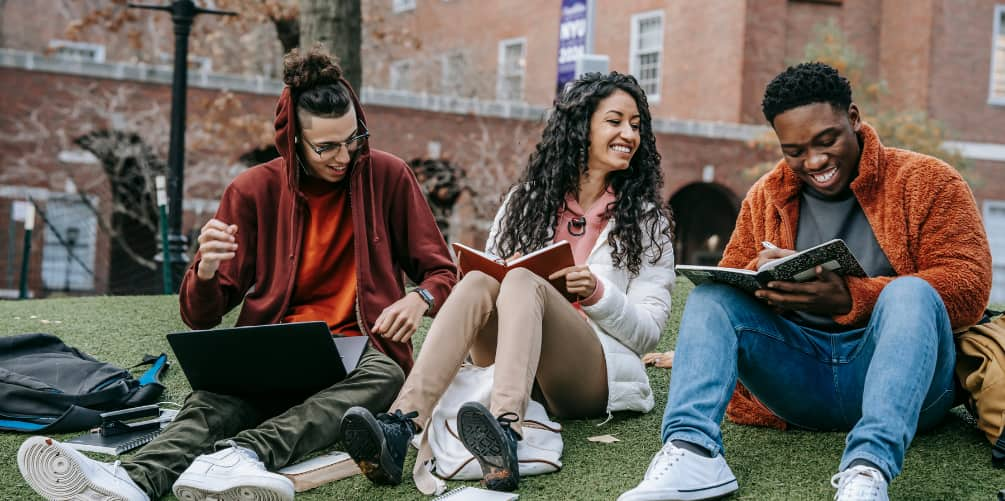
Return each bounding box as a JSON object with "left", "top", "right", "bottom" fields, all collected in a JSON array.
[
  {"left": 343, "top": 71, "right": 676, "bottom": 492},
  {"left": 15, "top": 46, "right": 456, "bottom": 501}
]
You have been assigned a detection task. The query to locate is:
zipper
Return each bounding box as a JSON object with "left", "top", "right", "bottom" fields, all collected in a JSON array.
[
  {"left": 277, "top": 196, "right": 304, "bottom": 323},
  {"left": 348, "top": 178, "right": 371, "bottom": 338}
]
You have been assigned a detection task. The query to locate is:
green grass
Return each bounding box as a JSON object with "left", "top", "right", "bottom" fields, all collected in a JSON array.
[{"left": 2, "top": 282, "right": 1004, "bottom": 500}]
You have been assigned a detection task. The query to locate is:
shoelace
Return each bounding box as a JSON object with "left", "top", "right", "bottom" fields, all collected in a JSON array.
[
  {"left": 495, "top": 412, "right": 523, "bottom": 443},
  {"left": 645, "top": 442, "right": 685, "bottom": 480},
  {"left": 831, "top": 466, "right": 885, "bottom": 500},
  {"left": 220, "top": 439, "right": 264, "bottom": 466},
  {"left": 377, "top": 409, "right": 419, "bottom": 426},
  {"left": 376, "top": 409, "right": 419, "bottom": 437}
]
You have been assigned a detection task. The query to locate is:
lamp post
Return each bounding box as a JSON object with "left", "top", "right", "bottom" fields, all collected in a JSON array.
[{"left": 129, "top": 0, "right": 236, "bottom": 290}]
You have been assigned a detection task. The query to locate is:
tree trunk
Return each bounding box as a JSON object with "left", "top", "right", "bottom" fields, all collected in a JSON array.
[{"left": 299, "top": 0, "right": 362, "bottom": 92}]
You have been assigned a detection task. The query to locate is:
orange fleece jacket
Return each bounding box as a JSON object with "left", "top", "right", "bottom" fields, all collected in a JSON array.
[{"left": 721, "top": 123, "right": 992, "bottom": 429}]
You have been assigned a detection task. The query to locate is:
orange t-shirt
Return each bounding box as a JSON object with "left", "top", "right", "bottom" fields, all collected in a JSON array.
[{"left": 283, "top": 178, "right": 361, "bottom": 336}]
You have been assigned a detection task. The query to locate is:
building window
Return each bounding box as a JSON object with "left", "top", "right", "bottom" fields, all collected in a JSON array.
[
  {"left": 47, "top": 40, "right": 105, "bottom": 63},
  {"left": 389, "top": 60, "right": 412, "bottom": 91},
  {"left": 40, "top": 197, "right": 97, "bottom": 292},
  {"left": 630, "top": 10, "right": 664, "bottom": 100},
  {"left": 985, "top": 200, "right": 1005, "bottom": 303},
  {"left": 441, "top": 52, "right": 468, "bottom": 96},
  {"left": 393, "top": 0, "right": 416, "bottom": 13},
  {"left": 990, "top": 5, "right": 1005, "bottom": 104},
  {"left": 497, "top": 38, "right": 526, "bottom": 102}
]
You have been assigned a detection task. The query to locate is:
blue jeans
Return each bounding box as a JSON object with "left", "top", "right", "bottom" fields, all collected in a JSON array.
[{"left": 660, "top": 277, "right": 956, "bottom": 480}]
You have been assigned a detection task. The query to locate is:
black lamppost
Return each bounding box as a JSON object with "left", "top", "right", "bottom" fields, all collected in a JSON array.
[
  {"left": 63, "top": 226, "right": 79, "bottom": 293},
  {"left": 129, "top": 0, "right": 236, "bottom": 290}
]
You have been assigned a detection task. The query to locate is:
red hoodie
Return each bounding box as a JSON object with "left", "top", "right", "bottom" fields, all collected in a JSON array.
[{"left": 178, "top": 80, "right": 457, "bottom": 373}]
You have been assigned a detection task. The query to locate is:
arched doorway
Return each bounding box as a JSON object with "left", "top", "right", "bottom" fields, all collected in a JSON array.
[{"left": 669, "top": 183, "right": 740, "bottom": 266}]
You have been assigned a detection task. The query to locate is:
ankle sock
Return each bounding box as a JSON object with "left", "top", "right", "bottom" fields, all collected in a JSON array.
[
  {"left": 847, "top": 459, "right": 888, "bottom": 482},
  {"left": 671, "top": 439, "right": 713, "bottom": 458}
]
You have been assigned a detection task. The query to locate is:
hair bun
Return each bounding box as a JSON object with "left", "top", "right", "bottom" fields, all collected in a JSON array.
[{"left": 282, "top": 44, "right": 344, "bottom": 92}]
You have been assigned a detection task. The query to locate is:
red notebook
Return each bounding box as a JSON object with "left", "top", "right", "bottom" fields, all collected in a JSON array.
[{"left": 451, "top": 240, "right": 577, "bottom": 301}]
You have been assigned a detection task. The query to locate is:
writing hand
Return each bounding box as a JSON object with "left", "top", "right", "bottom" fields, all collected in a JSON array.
[
  {"left": 372, "top": 292, "right": 427, "bottom": 343},
  {"left": 754, "top": 266, "right": 852, "bottom": 315},
  {"left": 196, "top": 218, "right": 238, "bottom": 280},
  {"left": 756, "top": 247, "right": 796, "bottom": 269}
]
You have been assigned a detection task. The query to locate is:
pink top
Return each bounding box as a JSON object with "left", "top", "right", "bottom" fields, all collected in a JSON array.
[{"left": 553, "top": 188, "right": 617, "bottom": 306}]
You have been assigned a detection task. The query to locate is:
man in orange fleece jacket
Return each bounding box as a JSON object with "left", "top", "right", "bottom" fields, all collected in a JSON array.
[{"left": 620, "top": 62, "right": 991, "bottom": 501}]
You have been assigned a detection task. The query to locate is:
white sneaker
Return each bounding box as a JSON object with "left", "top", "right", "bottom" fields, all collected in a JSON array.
[
  {"left": 17, "top": 436, "right": 150, "bottom": 501},
  {"left": 618, "top": 441, "right": 739, "bottom": 501},
  {"left": 831, "top": 465, "right": 889, "bottom": 501},
  {"left": 172, "top": 445, "right": 294, "bottom": 501}
]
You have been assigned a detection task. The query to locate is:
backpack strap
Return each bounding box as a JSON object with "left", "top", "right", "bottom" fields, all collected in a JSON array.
[{"left": 130, "top": 353, "right": 169, "bottom": 386}]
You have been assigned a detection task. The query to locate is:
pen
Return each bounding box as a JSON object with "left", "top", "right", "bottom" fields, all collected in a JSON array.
[{"left": 761, "top": 241, "right": 778, "bottom": 250}]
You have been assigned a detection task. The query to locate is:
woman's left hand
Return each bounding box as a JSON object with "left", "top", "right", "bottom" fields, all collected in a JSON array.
[{"left": 549, "top": 265, "right": 598, "bottom": 298}]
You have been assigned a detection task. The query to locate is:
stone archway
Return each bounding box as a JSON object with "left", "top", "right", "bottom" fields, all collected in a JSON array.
[{"left": 669, "top": 183, "right": 740, "bottom": 266}]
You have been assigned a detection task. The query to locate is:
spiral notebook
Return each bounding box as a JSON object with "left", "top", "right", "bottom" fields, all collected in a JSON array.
[
  {"left": 65, "top": 409, "right": 178, "bottom": 456},
  {"left": 433, "top": 486, "right": 519, "bottom": 500}
]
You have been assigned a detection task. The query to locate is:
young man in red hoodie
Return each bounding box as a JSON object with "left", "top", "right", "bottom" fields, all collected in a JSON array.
[{"left": 16, "top": 47, "right": 456, "bottom": 501}]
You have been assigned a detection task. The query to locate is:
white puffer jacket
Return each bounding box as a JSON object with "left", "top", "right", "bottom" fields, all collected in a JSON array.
[{"left": 486, "top": 196, "right": 675, "bottom": 414}]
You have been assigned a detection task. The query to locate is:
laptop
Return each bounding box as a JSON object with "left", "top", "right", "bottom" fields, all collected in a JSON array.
[{"left": 166, "top": 321, "right": 369, "bottom": 399}]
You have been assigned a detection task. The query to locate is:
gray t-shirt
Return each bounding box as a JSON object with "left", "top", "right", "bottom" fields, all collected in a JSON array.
[{"left": 790, "top": 187, "right": 894, "bottom": 330}]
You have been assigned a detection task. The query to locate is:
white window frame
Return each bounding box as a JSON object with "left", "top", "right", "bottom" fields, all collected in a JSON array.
[
  {"left": 40, "top": 196, "right": 98, "bottom": 293},
  {"left": 393, "top": 0, "right": 416, "bottom": 13},
  {"left": 441, "top": 51, "right": 467, "bottom": 95},
  {"left": 389, "top": 59, "right": 413, "bottom": 91},
  {"left": 989, "top": 4, "right": 1005, "bottom": 105},
  {"left": 497, "top": 37, "right": 527, "bottom": 102},
  {"left": 985, "top": 200, "right": 1005, "bottom": 304},
  {"left": 629, "top": 10, "right": 665, "bottom": 102},
  {"left": 47, "top": 40, "right": 106, "bottom": 63}
]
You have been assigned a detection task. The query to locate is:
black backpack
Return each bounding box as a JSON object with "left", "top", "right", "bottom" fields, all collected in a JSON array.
[{"left": 0, "top": 333, "right": 169, "bottom": 433}]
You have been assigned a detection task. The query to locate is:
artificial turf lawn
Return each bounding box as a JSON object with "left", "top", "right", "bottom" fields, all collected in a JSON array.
[{"left": 2, "top": 281, "right": 1004, "bottom": 500}]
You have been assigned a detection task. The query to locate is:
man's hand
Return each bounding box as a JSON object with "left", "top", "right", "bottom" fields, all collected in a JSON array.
[
  {"left": 196, "top": 219, "right": 239, "bottom": 280},
  {"left": 372, "top": 292, "right": 428, "bottom": 343},
  {"left": 549, "top": 265, "right": 598, "bottom": 298},
  {"left": 757, "top": 247, "right": 796, "bottom": 269},
  {"left": 754, "top": 266, "right": 853, "bottom": 315}
]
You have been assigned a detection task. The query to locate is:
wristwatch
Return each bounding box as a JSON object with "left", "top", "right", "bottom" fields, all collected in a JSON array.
[{"left": 414, "top": 287, "right": 435, "bottom": 314}]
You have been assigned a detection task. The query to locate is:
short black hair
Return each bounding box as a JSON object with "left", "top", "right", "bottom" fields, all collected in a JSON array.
[{"left": 761, "top": 62, "right": 852, "bottom": 124}]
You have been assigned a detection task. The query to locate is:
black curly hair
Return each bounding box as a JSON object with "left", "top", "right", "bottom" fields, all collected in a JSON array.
[
  {"left": 494, "top": 72, "right": 674, "bottom": 276},
  {"left": 761, "top": 62, "right": 852, "bottom": 125},
  {"left": 282, "top": 44, "right": 353, "bottom": 118}
]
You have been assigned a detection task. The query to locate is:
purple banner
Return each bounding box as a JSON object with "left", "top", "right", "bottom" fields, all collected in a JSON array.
[{"left": 556, "top": 0, "right": 589, "bottom": 94}]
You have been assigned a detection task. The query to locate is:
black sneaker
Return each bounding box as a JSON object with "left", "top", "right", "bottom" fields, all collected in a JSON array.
[
  {"left": 457, "top": 402, "right": 521, "bottom": 491},
  {"left": 341, "top": 407, "right": 417, "bottom": 485}
]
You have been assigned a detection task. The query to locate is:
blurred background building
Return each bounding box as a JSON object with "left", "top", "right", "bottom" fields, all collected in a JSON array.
[{"left": 2, "top": 0, "right": 1004, "bottom": 303}]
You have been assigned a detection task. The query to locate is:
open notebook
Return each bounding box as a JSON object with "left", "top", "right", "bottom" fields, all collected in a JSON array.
[
  {"left": 676, "top": 238, "right": 867, "bottom": 293},
  {"left": 452, "top": 240, "right": 576, "bottom": 301}
]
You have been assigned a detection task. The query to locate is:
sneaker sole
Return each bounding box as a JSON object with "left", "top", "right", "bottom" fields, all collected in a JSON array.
[
  {"left": 342, "top": 409, "right": 403, "bottom": 485},
  {"left": 619, "top": 479, "right": 739, "bottom": 501},
  {"left": 173, "top": 475, "right": 293, "bottom": 501},
  {"left": 17, "top": 436, "right": 131, "bottom": 501},
  {"left": 457, "top": 402, "right": 519, "bottom": 492}
]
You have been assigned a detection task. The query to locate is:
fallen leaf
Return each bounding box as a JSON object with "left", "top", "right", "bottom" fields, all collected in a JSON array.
[{"left": 587, "top": 434, "right": 620, "bottom": 444}]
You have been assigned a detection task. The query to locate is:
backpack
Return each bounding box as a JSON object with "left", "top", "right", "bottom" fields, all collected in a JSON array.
[
  {"left": 411, "top": 364, "right": 563, "bottom": 495},
  {"left": 0, "top": 333, "right": 169, "bottom": 433},
  {"left": 954, "top": 310, "right": 1005, "bottom": 467}
]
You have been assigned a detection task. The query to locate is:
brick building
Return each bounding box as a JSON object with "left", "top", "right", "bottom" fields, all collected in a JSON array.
[{"left": 2, "top": 0, "right": 1004, "bottom": 302}]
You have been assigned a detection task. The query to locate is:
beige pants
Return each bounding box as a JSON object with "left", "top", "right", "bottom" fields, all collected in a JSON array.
[{"left": 393, "top": 268, "right": 608, "bottom": 435}]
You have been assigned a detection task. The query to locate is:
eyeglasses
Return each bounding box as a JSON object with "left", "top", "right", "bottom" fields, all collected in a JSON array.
[{"left": 300, "top": 124, "right": 369, "bottom": 158}]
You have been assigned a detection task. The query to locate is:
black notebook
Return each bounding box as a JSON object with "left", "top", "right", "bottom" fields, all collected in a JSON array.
[
  {"left": 676, "top": 238, "right": 867, "bottom": 293},
  {"left": 65, "top": 409, "right": 178, "bottom": 456}
]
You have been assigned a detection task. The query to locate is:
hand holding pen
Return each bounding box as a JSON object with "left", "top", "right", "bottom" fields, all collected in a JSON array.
[{"left": 757, "top": 240, "right": 795, "bottom": 269}]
